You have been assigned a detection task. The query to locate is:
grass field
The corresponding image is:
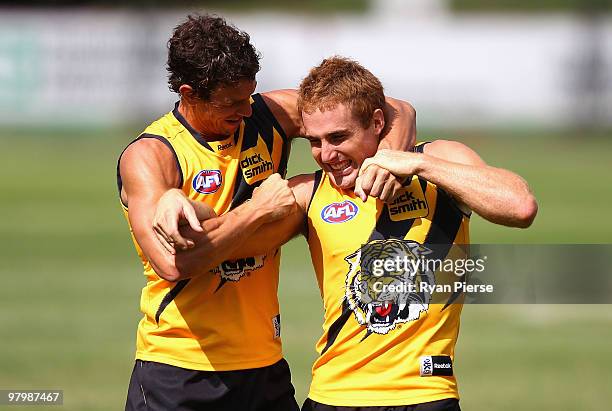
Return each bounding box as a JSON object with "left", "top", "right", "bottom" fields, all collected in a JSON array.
[{"left": 0, "top": 129, "right": 610, "bottom": 410}]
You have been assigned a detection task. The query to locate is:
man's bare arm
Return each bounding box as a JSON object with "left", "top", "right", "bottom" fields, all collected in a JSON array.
[
  {"left": 153, "top": 188, "right": 217, "bottom": 253},
  {"left": 178, "top": 174, "right": 314, "bottom": 259},
  {"left": 379, "top": 96, "right": 417, "bottom": 151},
  {"left": 360, "top": 140, "right": 538, "bottom": 228},
  {"left": 120, "top": 139, "right": 295, "bottom": 282},
  {"left": 165, "top": 174, "right": 296, "bottom": 281},
  {"left": 120, "top": 138, "right": 191, "bottom": 281}
]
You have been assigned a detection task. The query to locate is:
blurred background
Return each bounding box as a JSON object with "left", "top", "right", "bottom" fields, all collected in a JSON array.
[{"left": 0, "top": 1, "right": 611, "bottom": 410}]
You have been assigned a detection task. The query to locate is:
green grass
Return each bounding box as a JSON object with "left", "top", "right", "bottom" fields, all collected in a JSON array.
[{"left": 0, "top": 131, "right": 610, "bottom": 410}]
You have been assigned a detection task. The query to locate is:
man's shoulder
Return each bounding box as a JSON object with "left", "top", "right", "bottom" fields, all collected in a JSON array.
[
  {"left": 141, "top": 108, "right": 180, "bottom": 139},
  {"left": 422, "top": 140, "right": 484, "bottom": 166},
  {"left": 288, "top": 173, "right": 317, "bottom": 211}
]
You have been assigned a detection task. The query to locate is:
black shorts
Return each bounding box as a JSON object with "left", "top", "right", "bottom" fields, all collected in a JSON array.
[
  {"left": 126, "top": 358, "right": 299, "bottom": 411},
  {"left": 301, "top": 398, "right": 461, "bottom": 411}
]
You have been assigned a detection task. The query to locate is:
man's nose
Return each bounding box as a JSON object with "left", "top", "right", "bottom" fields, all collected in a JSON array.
[{"left": 320, "top": 141, "right": 337, "bottom": 163}]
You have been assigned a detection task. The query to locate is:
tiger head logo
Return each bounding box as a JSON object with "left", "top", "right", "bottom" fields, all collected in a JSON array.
[{"left": 344, "top": 239, "right": 435, "bottom": 335}]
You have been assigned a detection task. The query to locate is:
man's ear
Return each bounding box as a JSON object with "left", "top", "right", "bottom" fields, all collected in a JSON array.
[
  {"left": 179, "top": 85, "right": 197, "bottom": 105},
  {"left": 372, "top": 108, "right": 385, "bottom": 138}
]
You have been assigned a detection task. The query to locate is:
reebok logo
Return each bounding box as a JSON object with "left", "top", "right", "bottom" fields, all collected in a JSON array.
[
  {"left": 217, "top": 142, "right": 233, "bottom": 151},
  {"left": 272, "top": 314, "right": 281, "bottom": 339},
  {"left": 420, "top": 355, "right": 453, "bottom": 377}
]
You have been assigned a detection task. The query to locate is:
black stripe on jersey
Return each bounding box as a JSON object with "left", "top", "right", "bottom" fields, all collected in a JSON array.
[
  {"left": 413, "top": 141, "right": 430, "bottom": 154},
  {"left": 321, "top": 300, "right": 352, "bottom": 356},
  {"left": 369, "top": 204, "right": 417, "bottom": 241},
  {"left": 423, "top": 190, "right": 463, "bottom": 248},
  {"left": 307, "top": 170, "right": 324, "bottom": 214},
  {"left": 277, "top": 135, "right": 290, "bottom": 179},
  {"left": 251, "top": 94, "right": 289, "bottom": 143},
  {"left": 304, "top": 170, "right": 324, "bottom": 240},
  {"left": 423, "top": 190, "right": 465, "bottom": 310},
  {"left": 419, "top": 177, "right": 428, "bottom": 194},
  {"left": 360, "top": 329, "right": 373, "bottom": 342},
  {"left": 171, "top": 102, "right": 213, "bottom": 151},
  {"left": 248, "top": 94, "right": 290, "bottom": 177},
  {"left": 214, "top": 278, "right": 228, "bottom": 293},
  {"left": 229, "top": 119, "right": 262, "bottom": 208},
  {"left": 241, "top": 94, "right": 281, "bottom": 153},
  {"left": 155, "top": 279, "right": 190, "bottom": 324},
  {"left": 241, "top": 114, "right": 262, "bottom": 151},
  {"left": 229, "top": 170, "right": 251, "bottom": 210},
  {"left": 369, "top": 176, "right": 423, "bottom": 241},
  {"left": 116, "top": 134, "right": 184, "bottom": 207},
  {"left": 230, "top": 95, "right": 290, "bottom": 209}
]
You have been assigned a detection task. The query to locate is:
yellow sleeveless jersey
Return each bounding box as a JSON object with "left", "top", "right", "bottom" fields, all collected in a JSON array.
[
  {"left": 117, "top": 94, "right": 289, "bottom": 371},
  {"left": 306, "top": 145, "right": 470, "bottom": 406}
]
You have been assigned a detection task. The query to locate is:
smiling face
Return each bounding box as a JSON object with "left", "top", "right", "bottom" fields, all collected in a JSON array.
[
  {"left": 302, "top": 103, "right": 384, "bottom": 190},
  {"left": 181, "top": 78, "right": 257, "bottom": 139}
]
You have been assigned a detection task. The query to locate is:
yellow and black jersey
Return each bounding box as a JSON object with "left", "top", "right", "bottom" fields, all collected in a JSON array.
[
  {"left": 117, "top": 94, "right": 289, "bottom": 371},
  {"left": 306, "top": 143, "right": 470, "bottom": 406}
]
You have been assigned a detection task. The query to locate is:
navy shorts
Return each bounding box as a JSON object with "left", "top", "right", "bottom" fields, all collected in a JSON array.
[{"left": 126, "top": 358, "right": 299, "bottom": 411}]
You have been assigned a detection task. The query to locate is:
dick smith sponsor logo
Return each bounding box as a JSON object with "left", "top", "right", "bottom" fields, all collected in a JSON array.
[
  {"left": 241, "top": 153, "right": 273, "bottom": 179},
  {"left": 389, "top": 191, "right": 427, "bottom": 215}
]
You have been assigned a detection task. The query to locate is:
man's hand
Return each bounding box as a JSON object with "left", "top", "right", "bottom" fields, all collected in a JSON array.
[
  {"left": 359, "top": 149, "right": 422, "bottom": 180},
  {"left": 153, "top": 188, "right": 216, "bottom": 254},
  {"left": 354, "top": 164, "right": 403, "bottom": 203},
  {"left": 251, "top": 173, "right": 297, "bottom": 222}
]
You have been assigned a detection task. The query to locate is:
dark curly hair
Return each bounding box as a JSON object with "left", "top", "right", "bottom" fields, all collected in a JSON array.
[{"left": 167, "top": 14, "right": 261, "bottom": 101}]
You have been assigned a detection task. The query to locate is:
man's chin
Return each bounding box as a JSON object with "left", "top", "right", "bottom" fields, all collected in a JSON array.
[
  {"left": 328, "top": 172, "right": 357, "bottom": 191},
  {"left": 224, "top": 125, "right": 240, "bottom": 135}
]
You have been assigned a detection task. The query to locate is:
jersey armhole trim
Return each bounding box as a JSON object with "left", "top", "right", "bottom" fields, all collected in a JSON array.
[
  {"left": 306, "top": 169, "right": 324, "bottom": 214},
  {"left": 116, "top": 133, "right": 184, "bottom": 208},
  {"left": 304, "top": 170, "right": 324, "bottom": 239}
]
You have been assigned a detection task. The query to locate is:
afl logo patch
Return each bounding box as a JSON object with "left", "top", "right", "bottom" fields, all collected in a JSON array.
[
  {"left": 193, "top": 170, "right": 222, "bottom": 194},
  {"left": 321, "top": 200, "right": 359, "bottom": 224}
]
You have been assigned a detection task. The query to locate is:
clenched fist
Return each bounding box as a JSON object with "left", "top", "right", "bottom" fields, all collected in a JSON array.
[{"left": 251, "top": 173, "right": 297, "bottom": 222}]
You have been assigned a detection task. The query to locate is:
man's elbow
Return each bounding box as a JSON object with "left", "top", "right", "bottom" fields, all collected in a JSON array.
[
  {"left": 151, "top": 256, "right": 187, "bottom": 283},
  {"left": 514, "top": 195, "right": 538, "bottom": 228}
]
